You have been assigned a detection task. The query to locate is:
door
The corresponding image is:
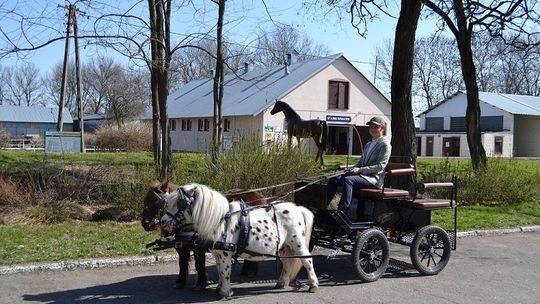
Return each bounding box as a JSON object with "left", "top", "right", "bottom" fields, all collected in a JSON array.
[
  {"left": 426, "top": 136, "right": 434, "bottom": 156},
  {"left": 416, "top": 136, "right": 422, "bottom": 156},
  {"left": 443, "top": 137, "right": 460, "bottom": 156}
]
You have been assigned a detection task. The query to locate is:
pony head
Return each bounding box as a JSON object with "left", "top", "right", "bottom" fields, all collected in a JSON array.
[
  {"left": 140, "top": 181, "right": 176, "bottom": 232},
  {"left": 270, "top": 100, "right": 285, "bottom": 115},
  {"left": 159, "top": 183, "right": 199, "bottom": 234}
]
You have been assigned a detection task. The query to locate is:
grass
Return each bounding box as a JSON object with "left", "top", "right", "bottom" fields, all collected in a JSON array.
[
  {"left": 0, "top": 201, "right": 538, "bottom": 266},
  {"left": 0, "top": 221, "right": 155, "bottom": 266},
  {"left": 0, "top": 151, "right": 539, "bottom": 266}
]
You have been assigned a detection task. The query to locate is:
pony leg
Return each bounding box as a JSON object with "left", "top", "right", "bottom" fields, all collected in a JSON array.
[
  {"left": 193, "top": 246, "right": 208, "bottom": 288},
  {"left": 175, "top": 247, "right": 190, "bottom": 289},
  {"left": 213, "top": 251, "right": 234, "bottom": 298}
]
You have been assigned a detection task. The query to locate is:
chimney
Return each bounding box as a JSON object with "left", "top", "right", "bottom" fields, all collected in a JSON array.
[{"left": 244, "top": 62, "right": 249, "bottom": 74}]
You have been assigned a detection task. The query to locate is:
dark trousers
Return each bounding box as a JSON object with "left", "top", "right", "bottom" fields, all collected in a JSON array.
[{"left": 327, "top": 174, "right": 376, "bottom": 218}]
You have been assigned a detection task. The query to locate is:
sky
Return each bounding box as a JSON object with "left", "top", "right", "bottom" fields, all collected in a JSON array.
[{"left": 1, "top": 0, "right": 439, "bottom": 91}]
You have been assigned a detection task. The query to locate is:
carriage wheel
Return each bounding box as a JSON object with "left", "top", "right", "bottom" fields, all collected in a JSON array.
[
  {"left": 352, "top": 229, "right": 389, "bottom": 282},
  {"left": 410, "top": 225, "right": 451, "bottom": 276}
]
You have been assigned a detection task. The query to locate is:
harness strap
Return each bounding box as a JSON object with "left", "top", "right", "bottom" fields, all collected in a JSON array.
[{"left": 233, "top": 202, "right": 251, "bottom": 259}]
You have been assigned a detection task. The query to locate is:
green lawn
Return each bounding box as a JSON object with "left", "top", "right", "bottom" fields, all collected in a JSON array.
[
  {"left": 0, "top": 201, "right": 538, "bottom": 266},
  {"left": 0, "top": 151, "right": 539, "bottom": 266}
]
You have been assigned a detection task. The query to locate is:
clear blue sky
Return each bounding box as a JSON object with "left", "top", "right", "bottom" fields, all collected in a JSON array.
[{"left": 1, "top": 0, "right": 438, "bottom": 87}]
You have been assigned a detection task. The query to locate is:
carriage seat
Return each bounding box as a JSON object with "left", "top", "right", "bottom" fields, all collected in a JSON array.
[
  {"left": 400, "top": 181, "right": 457, "bottom": 209},
  {"left": 400, "top": 199, "right": 455, "bottom": 210},
  {"left": 352, "top": 162, "right": 415, "bottom": 200}
]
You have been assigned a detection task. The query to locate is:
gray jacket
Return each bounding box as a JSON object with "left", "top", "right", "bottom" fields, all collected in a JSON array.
[{"left": 355, "top": 137, "right": 391, "bottom": 188}]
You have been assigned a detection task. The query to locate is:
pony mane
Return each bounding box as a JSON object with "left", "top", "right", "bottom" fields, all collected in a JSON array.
[
  {"left": 189, "top": 183, "right": 230, "bottom": 240},
  {"left": 276, "top": 101, "right": 301, "bottom": 120}
]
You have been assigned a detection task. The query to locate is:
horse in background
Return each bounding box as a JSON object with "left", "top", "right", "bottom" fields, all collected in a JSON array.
[
  {"left": 160, "top": 183, "right": 318, "bottom": 298},
  {"left": 270, "top": 100, "right": 328, "bottom": 167},
  {"left": 141, "top": 181, "right": 265, "bottom": 289}
]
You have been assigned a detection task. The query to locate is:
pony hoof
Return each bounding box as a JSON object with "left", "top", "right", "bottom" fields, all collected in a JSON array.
[
  {"left": 308, "top": 285, "right": 318, "bottom": 293},
  {"left": 274, "top": 282, "right": 286, "bottom": 289},
  {"left": 218, "top": 290, "right": 233, "bottom": 299}
]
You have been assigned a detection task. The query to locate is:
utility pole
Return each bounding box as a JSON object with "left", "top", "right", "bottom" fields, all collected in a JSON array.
[
  {"left": 56, "top": 3, "right": 85, "bottom": 152},
  {"left": 57, "top": 4, "right": 73, "bottom": 132},
  {"left": 72, "top": 5, "right": 85, "bottom": 152}
]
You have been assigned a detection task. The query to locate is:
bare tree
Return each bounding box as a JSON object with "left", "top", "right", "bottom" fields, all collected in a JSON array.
[
  {"left": 2, "top": 63, "right": 43, "bottom": 106},
  {"left": 169, "top": 38, "right": 250, "bottom": 89},
  {"left": 253, "top": 23, "right": 332, "bottom": 67},
  {"left": 423, "top": 0, "right": 540, "bottom": 171}
]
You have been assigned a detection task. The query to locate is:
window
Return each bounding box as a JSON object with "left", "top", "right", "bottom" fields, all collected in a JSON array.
[
  {"left": 426, "top": 117, "right": 444, "bottom": 131},
  {"left": 494, "top": 136, "right": 503, "bottom": 154},
  {"left": 328, "top": 81, "right": 349, "bottom": 109},
  {"left": 181, "top": 119, "right": 191, "bottom": 131},
  {"left": 204, "top": 119, "right": 210, "bottom": 131},
  {"left": 170, "top": 119, "right": 176, "bottom": 131},
  {"left": 224, "top": 118, "right": 231, "bottom": 132},
  {"left": 198, "top": 119, "right": 204, "bottom": 131},
  {"left": 450, "top": 117, "right": 466, "bottom": 132},
  {"left": 481, "top": 116, "right": 503, "bottom": 131}
]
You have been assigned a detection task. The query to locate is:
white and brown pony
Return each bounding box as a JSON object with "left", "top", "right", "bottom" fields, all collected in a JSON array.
[
  {"left": 160, "top": 183, "right": 318, "bottom": 298},
  {"left": 141, "top": 181, "right": 265, "bottom": 289}
]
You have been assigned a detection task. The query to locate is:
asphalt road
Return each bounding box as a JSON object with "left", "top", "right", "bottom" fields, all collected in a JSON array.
[{"left": 1, "top": 231, "right": 539, "bottom": 304}]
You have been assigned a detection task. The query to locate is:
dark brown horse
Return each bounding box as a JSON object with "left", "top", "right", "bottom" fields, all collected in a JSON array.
[
  {"left": 141, "top": 181, "right": 266, "bottom": 289},
  {"left": 270, "top": 100, "right": 328, "bottom": 167}
]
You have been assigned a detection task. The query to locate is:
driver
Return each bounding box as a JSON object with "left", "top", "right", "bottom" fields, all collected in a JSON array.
[{"left": 326, "top": 116, "right": 391, "bottom": 220}]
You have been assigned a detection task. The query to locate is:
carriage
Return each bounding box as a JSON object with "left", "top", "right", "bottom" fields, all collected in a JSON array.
[{"left": 293, "top": 159, "right": 458, "bottom": 282}]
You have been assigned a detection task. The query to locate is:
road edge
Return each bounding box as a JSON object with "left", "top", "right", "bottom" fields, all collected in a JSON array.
[{"left": 2, "top": 225, "right": 539, "bottom": 275}]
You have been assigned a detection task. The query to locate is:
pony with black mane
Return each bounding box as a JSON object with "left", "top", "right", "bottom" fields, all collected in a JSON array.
[
  {"left": 141, "top": 181, "right": 265, "bottom": 289},
  {"left": 270, "top": 100, "right": 328, "bottom": 167},
  {"left": 160, "top": 183, "right": 318, "bottom": 298}
]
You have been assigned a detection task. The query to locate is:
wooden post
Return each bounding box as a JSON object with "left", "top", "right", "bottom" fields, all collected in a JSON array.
[
  {"left": 72, "top": 5, "right": 85, "bottom": 152},
  {"left": 57, "top": 4, "right": 73, "bottom": 132}
]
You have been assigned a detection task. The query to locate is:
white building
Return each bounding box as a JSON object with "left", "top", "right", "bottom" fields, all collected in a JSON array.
[
  {"left": 416, "top": 91, "right": 540, "bottom": 157},
  {"left": 166, "top": 53, "right": 392, "bottom": 155}
]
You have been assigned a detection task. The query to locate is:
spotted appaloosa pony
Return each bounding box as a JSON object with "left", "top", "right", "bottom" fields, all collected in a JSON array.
[
  {"left": 141, "top": 181, "right": 265, "bottom": 289},
  {"left": 270, "top": 100, "right": 328, "bottom": 167},
  {"left": 160, "top": 183, "right": 318, "bottom": 298}
]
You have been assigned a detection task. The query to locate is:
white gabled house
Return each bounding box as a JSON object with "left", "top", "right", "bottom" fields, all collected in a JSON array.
[
  {"left": 416, "top": 91, "right": 540, "bottom": 157},
  {"left": 165, "top": 53, "right": 392, "bottom": 155}
]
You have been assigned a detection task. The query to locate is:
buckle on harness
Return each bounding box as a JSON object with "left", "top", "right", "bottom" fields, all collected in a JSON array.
[{"left": 174, "top": 242, "right": 184, "bottom": 248}]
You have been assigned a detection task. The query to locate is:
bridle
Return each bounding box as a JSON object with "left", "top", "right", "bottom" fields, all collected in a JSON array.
[
  {"left": 163, "top": 187, "right": 195, "bottom": 231},
  {"left": 142, "top": 188, "right": 168, "bottom": 230}
]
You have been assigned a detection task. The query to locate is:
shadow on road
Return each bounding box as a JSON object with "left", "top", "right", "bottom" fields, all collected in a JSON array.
[{"left": 23, "top": 254, "right": 420, "bottom": 303}]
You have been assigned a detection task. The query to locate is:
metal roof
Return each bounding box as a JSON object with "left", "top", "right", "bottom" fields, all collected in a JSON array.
[
  {"left": 0, "top": 105, "right": 73, "bottom": 123},
  {"left": 478, "top": 92, "right": 540, "bottom": 115},
  {"left": 419, "top": 91, "right": 540, "bottom": 116},
  {"left": 167, "top": 53, "right": 345, "bottom": 118}
]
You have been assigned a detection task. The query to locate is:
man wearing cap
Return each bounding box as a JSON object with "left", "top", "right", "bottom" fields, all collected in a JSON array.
[{"left": 326, "top": 116, "right": 392, "bottom": 220}]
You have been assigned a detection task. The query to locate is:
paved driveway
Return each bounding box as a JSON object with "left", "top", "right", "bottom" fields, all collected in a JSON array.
[{"left": 1, "top": 232, "right": 539, "bottom": 304}]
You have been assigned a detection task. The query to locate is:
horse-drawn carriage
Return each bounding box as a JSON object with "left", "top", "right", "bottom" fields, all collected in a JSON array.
[
  {"left": 294, "top": 160, "right": 457, "bottom": 282},
  {"left": 142, "top": 159, "right": 457, "bottom": 297}
]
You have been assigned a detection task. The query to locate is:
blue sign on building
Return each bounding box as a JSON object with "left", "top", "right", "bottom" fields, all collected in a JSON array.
[{"left": 326, "top": 115, "right": 351, "bottom": 123}]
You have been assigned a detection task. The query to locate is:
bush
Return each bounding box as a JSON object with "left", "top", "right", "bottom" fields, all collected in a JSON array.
[
  {"left": 418, "top": 158, "right": 539, "bottom": 206},
  {"left": 93, "top": 121, "right": 152, "bottom": 152},
  {"left": 458, "top": 158, "right": 540, "bottom": 206},
  {"left": 196, "top": 135, "right": 320, "bottom": 199}
]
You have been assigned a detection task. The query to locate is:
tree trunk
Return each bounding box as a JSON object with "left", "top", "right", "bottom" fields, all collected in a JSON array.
[
  {"left": 390, "top": 0, "right": 422, "bottom": 164},
  {"left": 453, "top": 0, "right": 487, "bottom": 171},
  {"left": 148, "top": 0, "right": 161, "bottom": 167},
  {"left": 211, "top": 0, "right": 226, "bottom": 166}
]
